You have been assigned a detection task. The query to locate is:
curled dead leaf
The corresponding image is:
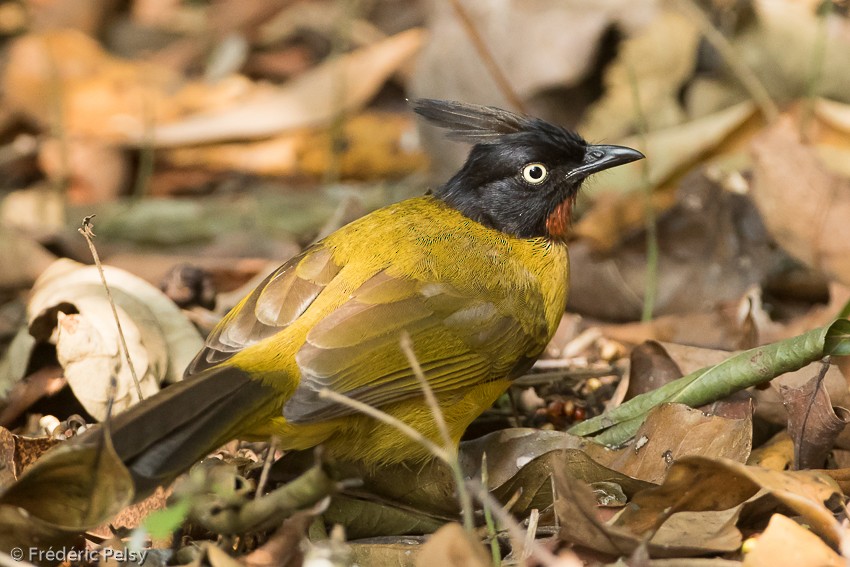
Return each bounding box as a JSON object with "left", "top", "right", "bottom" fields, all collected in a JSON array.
[{"left": 11, "top": 259, "right": 203, "bottom": 421}]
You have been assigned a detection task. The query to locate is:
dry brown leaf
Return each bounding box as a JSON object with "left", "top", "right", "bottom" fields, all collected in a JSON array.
[
  {"left": 0, "top": 427, "right": 134, "bottom": 551},
  {"left": 599, "top": 310, "right": 751, "bottom": 351},
  {"left": 28, "top": 0, "right": 115, "bottom": 35},
  {"left": 0, "top": 427, "right": 60, "bottom": 490},
  {"left": 415, "top": 522, "right": 489, "bottom": 567},
  {"left": 131, "top": 0, "right": 207, "bottom": 33},
  {"left": 779, "top": 367, "right": 850, "bottom": 470},
  {"left": 617, "top": 456, "right": 843, "bottom": 546},
  {"left": 349, "top": 540, "right": 424, "bottom": 567},
  {"left": 3, "top": 28, "right": 423, "bottom": 149},
  {"left": 742, "top": 513, "right": 843, "bottom": 567},
  {"left": 572, "top": 189, "right": 676, "bottom": 254},
  {"left": 4, "top": 29, "right": 180, "bottom": 142},
  {"left": 648, "top": 509, "right": 743, "bottom": 558},
  {"left": 554, "top": 466, "right": 641, "bottom": 556},
  {"left": 622, "top": 339, "right": 850, "bottom": 450},
  {"left": 257, "top": 1, "right": 385, "bottom": 48},
  {"left": 410, "top": 0, "right": 655, "bottom": 177},
  {"left": 162, "top": 112, "right": 427, "bottom": 179},
  {"left": 751, "top": 115, "right": 850, "bottom": 287},
  {"left": 761, "top": 366, "right": 850, "bottom": 450},
  {"left": 412, "top": 0, "right": 652, "bottom": 105},
  {"left": 88, "top": 486, "right": 172, "bottom": 539},
  {"left": 625, "top": 341, "right": 684, "bottom": 400},
  {"left": 554, "top": 465, "right": 742, "bottom": 557},
  {"left": 151, "top": 28, "right": 425, "bottom": 146},
  {"left": 242, "top": 509, "right": 316, "bottom": 567},
  {"left": 593, "top": 404, "right": 752, "bottom": 484}
]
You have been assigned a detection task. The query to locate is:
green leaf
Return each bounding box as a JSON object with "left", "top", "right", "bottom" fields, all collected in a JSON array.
[
  {"left": 569, "top": 321, "right": 850, "bottom": 446},
  {"left": 142, "top": 498, "right": 190, "bottom": 540}
]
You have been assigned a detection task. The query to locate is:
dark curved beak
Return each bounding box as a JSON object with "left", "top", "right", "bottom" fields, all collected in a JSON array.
[{"left": 566, "top": 144, "right": 645, "bottom": 182}]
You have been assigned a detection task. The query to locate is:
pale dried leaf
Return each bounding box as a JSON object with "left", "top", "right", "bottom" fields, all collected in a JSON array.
[
  {"left": 17, "top": 259, "right": 203, "bottom": 419},
  {"left": 742, "top": 513, "right": 843, "bottom": 567},
  {"left": 816, "top": 98, "right": 850, "bottom": 134},
  {"left": 580, "top": 10, "right": 701, "bottom": 140},
  {"left": 739, "top": 2, "right": 850, "bottom": 103},
  {"left": 54, "top": 309, "right": 157, "bottom": 420},
  {"left": 150, "top": 29, "right": 425, "bottom": 146},
  {"left": 0, "top": 186, "right": 65, "bottom": 237},
  {"left": 595, "top": 102, "right": 756, "bottom": 195},
  {"left": 415, "top": 523, "right": 489, "bottom": 567}
]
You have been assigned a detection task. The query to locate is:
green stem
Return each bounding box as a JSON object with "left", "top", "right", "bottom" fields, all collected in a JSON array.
[
  {"left": 625, "top": 63, "right": 658, "bottom": 322},
  {"left": 800, "top": 0, "right": 833, "bottom": 141}
]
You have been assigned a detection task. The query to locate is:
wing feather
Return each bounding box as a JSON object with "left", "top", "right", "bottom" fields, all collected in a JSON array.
[
  {"left": 185, "top": 246, "right": 341, "bottom": 374},
  {"left": 284, "top": 270, "right": 547, "bottom": 424},
  {"left": 187, "top": 242, "right": 550, "bottom": 425}
]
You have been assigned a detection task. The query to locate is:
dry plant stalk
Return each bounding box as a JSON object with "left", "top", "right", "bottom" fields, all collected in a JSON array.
[{"left": 78, "top": 215, "right": 144, "bottom": 407}]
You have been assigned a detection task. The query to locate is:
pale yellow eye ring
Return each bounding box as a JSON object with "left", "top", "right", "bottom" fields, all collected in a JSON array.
[{"left": 522, "top": 163, "right": 548, "bottom": 184}]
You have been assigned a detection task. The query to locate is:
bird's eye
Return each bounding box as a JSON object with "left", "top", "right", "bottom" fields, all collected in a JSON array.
[{"left": 522, "top": 163, "right": 548, "bottom": 184}]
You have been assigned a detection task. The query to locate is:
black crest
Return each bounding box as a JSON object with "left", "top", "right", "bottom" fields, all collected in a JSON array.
[{"left": 412, "top": 99, "right": 585, "bottom": 150}]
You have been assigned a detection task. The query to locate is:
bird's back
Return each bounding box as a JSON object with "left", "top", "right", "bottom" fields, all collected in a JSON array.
[{"left": 194, "top": 196, "right": 570, "bottom": 463}]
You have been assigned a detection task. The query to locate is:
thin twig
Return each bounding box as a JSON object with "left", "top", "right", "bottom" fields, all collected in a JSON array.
[
  {"left": 676, "top": 0, "right": 778, "bottom": 122},
  {"left": 400, "top": 332, "right": 453, "bottom": 448},
  {"left": 467, "top": 480, "right": 561, "bottom": 567},
  {"left": 79, "top": 216, "right": 144, "bottom": 405},
  {"left": 522, "top": 509, "right": 540, "bottom": 563},
  {"left": 446, "top": 0, "right": 527, "bottom": 113},
  {"left": 480, "top": 453, "right": 501, "bottom": 567},
  {"left": 255, "top": 437, "right": 279, "bottom": 498},
  {"left": 317, "top": 389, "right": 449, "bottom": 462},
  {"left": 132, "top": 95, "right": 155, "bottom": 200},
  {"left": 400, "top": 331, "right": 475, "bottom": 532}
]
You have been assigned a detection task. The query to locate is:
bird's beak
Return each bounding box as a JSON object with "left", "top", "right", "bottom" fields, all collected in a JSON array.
[{"left": 565, "top": 144, "right": 645, "bottom": 182}]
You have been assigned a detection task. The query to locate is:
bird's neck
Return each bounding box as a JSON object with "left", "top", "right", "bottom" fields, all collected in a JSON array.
[{"left": 544, "top": 198, "right": 574, "bottom": 242}]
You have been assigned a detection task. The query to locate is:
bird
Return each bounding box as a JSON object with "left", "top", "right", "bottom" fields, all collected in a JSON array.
[{"left": 73, "top": 99, "right": 644, "bottom": 498}]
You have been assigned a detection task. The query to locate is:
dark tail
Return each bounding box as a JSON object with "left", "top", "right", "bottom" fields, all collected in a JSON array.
[{"left": 73, "top": 366, "right": 280, "bottom": 498}]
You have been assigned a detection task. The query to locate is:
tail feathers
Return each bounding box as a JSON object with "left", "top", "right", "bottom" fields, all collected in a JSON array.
[{"left": 73, "top": 365, "right": 280, "bottom": 498}]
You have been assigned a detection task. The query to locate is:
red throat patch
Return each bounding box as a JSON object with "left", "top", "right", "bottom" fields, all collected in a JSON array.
[{"left": 545, "top": 198, "right": 574, "bottom": 241}]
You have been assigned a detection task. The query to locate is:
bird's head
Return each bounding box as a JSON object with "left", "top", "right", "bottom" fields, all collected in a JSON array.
[{"left": 413, "top": 99, "right": 644, "bottom": 241}]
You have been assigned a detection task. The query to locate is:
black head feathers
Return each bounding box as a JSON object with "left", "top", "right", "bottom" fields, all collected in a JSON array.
[
  {"left": 412, "top": 99, "right": 643, "bottom": 240},
  {"left": 412, "top": 98, "right": 585, "bottom": 149}
]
